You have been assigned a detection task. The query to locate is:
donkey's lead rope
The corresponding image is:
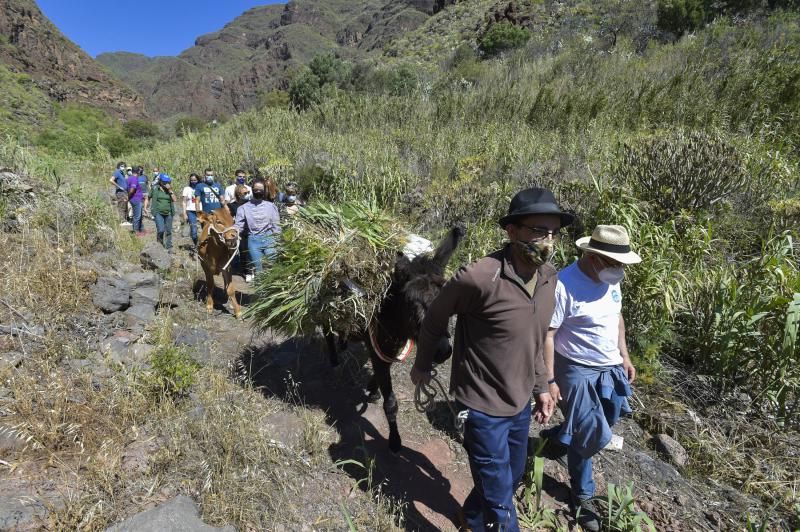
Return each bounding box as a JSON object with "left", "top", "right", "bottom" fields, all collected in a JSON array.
[{"left": 414, "top": 369, "right": 465, "bottom": 436}]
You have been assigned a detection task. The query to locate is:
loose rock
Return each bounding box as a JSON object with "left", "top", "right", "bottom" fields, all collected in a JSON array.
[
  {"left": 140, "top": 242, "right": 171, "bottom": 271},
  {"left": 105, "top": 496, "right": 235, "bottom": 532},
  {"left": 125, "top": 304, "right": 156, "bottom": 323},
  {"left": 92, "top": 276, "right": 131, "bottom": 313},
  {"left": 653, "top": 433, "right": 689, "bottom": 467},
  {"left": 0, "top": 495, "right": 47, "bottom": 531}
]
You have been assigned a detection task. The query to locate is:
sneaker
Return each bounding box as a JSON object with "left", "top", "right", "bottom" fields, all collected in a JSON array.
[
  {"left": 120, "top": 221, "right": 132, "bottom": 227},
  {"left": 245, "top": 274, "right": 254, "bottom": 283},
  {"left": 570, "top": 495, "right": 601, "bottom": 532}
]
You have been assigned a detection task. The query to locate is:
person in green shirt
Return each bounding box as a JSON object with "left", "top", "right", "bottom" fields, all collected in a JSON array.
[{"left": 146, "top": 173, "right": 177, "bottom": 251}]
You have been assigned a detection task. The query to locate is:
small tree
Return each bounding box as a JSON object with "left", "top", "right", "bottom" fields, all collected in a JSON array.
[
  {"left": 479, "top": 22, "right": 532, "bottom": 56},
  {"left": 289, "top": 68, "right": 321, "bottom": 110}
]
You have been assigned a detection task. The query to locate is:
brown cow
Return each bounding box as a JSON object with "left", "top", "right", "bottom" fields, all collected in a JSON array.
[{"left": 197, "top": 207, "right": 241, "bottom": 317}]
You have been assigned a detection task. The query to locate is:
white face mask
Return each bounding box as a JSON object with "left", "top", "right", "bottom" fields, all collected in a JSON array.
[{"left": 598, "top": 266, "right": 625, "bottom": 285}]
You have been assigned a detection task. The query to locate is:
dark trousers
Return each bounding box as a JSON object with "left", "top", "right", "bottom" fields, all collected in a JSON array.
[
  {"left": 186, "top": 210, "right": 198, "bottom": 246},
  {"left": 461, "top": 401, "right": 531, "bottom": 532}
]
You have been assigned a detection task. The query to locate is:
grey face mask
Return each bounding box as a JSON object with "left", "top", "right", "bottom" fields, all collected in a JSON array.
[{"left": 598, "top": 266, "right": 624, "bottom": 285}]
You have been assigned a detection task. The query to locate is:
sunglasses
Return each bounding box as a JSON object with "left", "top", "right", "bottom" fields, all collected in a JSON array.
[{"left": 515, "top": 223, "right": 563, "bottom": 242}]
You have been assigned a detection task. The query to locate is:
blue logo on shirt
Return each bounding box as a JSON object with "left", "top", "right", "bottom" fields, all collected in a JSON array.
[{"left": 612, "top": 290, "right": 621, "bottom": 302}]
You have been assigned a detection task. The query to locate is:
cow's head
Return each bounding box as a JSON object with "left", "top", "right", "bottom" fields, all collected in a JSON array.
[{"left": 199, "top": 208, "right": 239, "bottom": 252}]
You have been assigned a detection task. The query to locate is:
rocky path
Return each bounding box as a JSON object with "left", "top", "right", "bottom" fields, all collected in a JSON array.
[{"left": 0, "top": 212, "right": 759, "bottom": 530}]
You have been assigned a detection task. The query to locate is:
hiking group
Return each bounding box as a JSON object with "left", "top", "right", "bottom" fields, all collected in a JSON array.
[
  {"left": 110, "top": 162, "right": 301, "bottom": 280},
  {"left": 110, "top": 159, "right": 639, "bottom": 531}
]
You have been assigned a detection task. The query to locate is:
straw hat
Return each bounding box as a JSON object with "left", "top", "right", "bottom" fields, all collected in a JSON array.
[{"left": 576, "top": 225, "right": 641, "bottom": 264}]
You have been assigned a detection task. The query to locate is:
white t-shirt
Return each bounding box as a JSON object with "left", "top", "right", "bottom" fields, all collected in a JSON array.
[
  {"left": 182, "top": 186, "right": 197, "bottom": 212},
  {"left": 549, "top": 262, "right": 623, "bottom": 366},
  {"left": 224, "top": 183, "right": 252, "bottom": 203}
]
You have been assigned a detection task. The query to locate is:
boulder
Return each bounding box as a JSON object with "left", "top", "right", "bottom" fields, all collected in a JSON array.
[
  {"left": 105, "top": 496, "right": 235, "bottom": 532},
  {"left": 140, "top": 242, "right": 171, "bottom": 271},
  {"left": 123, "top": 272, "right": 161, "bottom": 291},
  {"left": 92, "top": 276, "right": 131, "bottom": 313},
  {"left": 653, "top": 433, "right": 689, "bottom": 467}
]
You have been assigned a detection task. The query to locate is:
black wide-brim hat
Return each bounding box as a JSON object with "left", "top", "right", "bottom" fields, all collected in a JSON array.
[{"left": 498, "top": 187, "right": 575, "bottom": 228}]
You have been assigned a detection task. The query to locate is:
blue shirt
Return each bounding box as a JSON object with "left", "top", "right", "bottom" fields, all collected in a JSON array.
[
  {"left": 194, "top": 182, "right": 224, "bottom": 212},
  {"left": 113, "top": 169, "right": 127, "bottom": 192}
]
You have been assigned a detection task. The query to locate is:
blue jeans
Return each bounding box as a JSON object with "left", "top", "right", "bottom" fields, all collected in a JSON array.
[
  {"left": 186, "top": 210, "right": 198, "bottom": 246},
  {"left": 247, "top": 233, "right": 276, "bottom": 274},
  {"left": 130, "top": 201, "right": 143, "bottom": 233},
  {"left": 461, "top": 402, "right": 531, "bottom": 532},
  {"left": 154, "top": 212, "right": 173, "bottom": 249}
]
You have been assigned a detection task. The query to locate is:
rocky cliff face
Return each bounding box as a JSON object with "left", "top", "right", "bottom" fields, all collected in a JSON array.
[
  {"left": 97, "top": 0, "right": 461, "bottom": 119},
  {"left": 0, "top": 0, "right": 145, "bottom": 118}
]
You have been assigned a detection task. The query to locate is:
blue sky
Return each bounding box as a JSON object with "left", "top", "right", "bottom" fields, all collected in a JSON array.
[{"left": 35, "top": 1, "right": 284, "bottom": 58}]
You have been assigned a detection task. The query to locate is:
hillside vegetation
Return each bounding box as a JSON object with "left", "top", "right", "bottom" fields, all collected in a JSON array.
[{"left": 1, "top": 0, "right": 799, "bottom": 529}]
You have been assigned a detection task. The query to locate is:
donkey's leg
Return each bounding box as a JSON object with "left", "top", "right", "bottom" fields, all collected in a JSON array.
[
  {"left": 371, "top": 353, "right": 401, "bottom": 453},
  {"left": 366, "top": 375, "right": 381, "bottom": 403},
  {"left": 324, "top": 332, "right": 340, "bottom": 367}
]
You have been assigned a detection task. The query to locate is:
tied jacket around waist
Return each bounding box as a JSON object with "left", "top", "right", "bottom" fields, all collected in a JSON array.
[{"left": 415, "top": 246, "right": 557, "bottom": 417}]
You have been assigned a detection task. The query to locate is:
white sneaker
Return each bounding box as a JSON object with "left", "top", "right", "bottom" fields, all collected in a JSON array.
[
  {"left": 120, "top": 221, "right": 132, "bottom": 227},
  {"left": 245, "top": 274, "right": 254, "bottom": 283}
]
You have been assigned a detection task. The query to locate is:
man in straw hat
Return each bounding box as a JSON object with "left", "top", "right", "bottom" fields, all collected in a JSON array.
[
  {"left": 541, "top": 224, "right": 641, "bottom": 532},
  {"left": 411, "top": 187, "right": 574, "bottom": 531}
]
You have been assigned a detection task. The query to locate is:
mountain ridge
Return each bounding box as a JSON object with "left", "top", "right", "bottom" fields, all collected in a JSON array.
[
  {"left": 0, "top": 0, "right": 144, "bottom": 119},
  {"left": 97, "top": 0, "right": 462, "bottom": 119}
]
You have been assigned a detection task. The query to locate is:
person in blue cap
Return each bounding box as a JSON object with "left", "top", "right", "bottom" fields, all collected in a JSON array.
[{"left": 146, "top": 173, "right": 177, "bottom": 252}]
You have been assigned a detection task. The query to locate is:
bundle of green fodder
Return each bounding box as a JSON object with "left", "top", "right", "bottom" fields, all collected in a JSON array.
[{"left": 246, "top": 201, "right": 405, "bottom": 338}]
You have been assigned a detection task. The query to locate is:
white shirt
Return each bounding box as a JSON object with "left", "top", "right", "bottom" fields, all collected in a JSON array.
[
  {"left": 182, "top": 186, "right": 197, "bottom": 212},
  {"left": 549, "top": 262, "right": 623, "bottom": 366},
  {"left": 224, "top": 183, "right": 252, "bottom": 203}
]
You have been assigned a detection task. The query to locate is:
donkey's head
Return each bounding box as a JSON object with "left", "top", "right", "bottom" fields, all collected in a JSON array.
[{"left": 390, "top": 224, "right": 466, "bottom": 340}]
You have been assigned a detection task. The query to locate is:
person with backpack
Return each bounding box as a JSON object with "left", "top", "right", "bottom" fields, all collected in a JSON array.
[
  {"left": 194, "top": 167, "right": 226, "bottom": 213},
  {"left": 147, "top": 174, "right": 177, "bottom": 251},
  {"left": 127, "top": 167, "right": 145, "bottom": 235}
]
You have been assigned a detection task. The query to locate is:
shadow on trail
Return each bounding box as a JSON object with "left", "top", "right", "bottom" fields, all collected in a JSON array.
[
  {"left": 239, "top": 338, "right": 463, "bottom": 531},
  {"left": 192, "top": 279, "right": 254, "bottom": 314}
]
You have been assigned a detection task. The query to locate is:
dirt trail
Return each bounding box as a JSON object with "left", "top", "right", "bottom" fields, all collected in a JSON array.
[{"left": 158, "top": 216, "right": 726, "bottom": 531}]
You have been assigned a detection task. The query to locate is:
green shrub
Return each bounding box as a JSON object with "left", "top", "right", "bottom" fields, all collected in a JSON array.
[
  {"left": 479, "top": 22, "right": 532, "bottom": 56},
  {"left": 123, "top": 119, "right": 159, "bottom": 139},
  {"left": 175, "top": 116, "right": 207, "bottom": 137},
  {"left": 309, "top": 53, "right": 351, "bottom": 88},
  {"left": 612, "top": 130, "right": 750, "bottom": 218},
  {"left": 258, "top": 89, "right": 290, "bottom": 109},
  {"left": 289, "top": 67, "right": 322, "bottom": 110},
  {"left": 656, "top": 0, "right": 707, "bottom": 36},
  {"left": 148, "top": 346, "right": 200, "bottom": 398}
]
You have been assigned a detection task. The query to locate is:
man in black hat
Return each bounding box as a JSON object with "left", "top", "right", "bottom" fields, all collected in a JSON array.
[{"left": 411, "top": 187, "right": 573, "bottom": 532}]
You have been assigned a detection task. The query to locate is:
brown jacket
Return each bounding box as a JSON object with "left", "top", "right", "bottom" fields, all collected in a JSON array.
[{"left": 415, "top": 246, "right": 556, "bottom": 416}]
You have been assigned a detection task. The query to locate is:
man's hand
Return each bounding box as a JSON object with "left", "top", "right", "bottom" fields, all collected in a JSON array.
[
  {"left": 623, "top": 360, "right": 636, "bottom": 384},
  {"left": 549, "top": 381, "right": 562, "bottom": 403},
  {"left": 533, "top": 392, "right": 554, "bottom": 424},
  {"left": 409, "top": 365, "right": 432, "bottom": 386}
]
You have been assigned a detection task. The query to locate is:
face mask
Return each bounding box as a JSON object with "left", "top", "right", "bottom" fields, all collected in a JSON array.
[
  {"left": 513, "top": 240, "right": 554, "bottom": 268},
  {"left": 598, "top": 266, "right": 625, "bottom": 285},
  {"left": 190, "top": 181, "right": 198, "bottom": 187},
  {"left": 205, "top": 176, "right": 214, "bottom": 183},
  {"left": 236, "top": 177, "right": 245, "bottom": 184},
  {"left": 252, "top": 190, "right": 265, "bottom": 200}
]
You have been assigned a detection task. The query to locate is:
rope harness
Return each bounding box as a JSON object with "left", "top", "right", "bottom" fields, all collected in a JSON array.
[
  {"left": 413, "top": 369, "right": 467, "bottom": 438},
  {"left": 200, "top": 223, "right": 240, "bottom": 271}
]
